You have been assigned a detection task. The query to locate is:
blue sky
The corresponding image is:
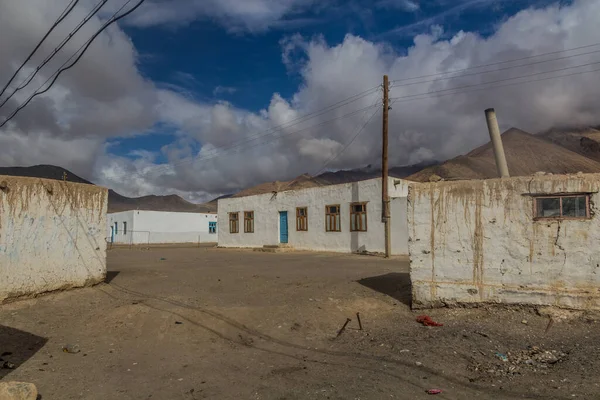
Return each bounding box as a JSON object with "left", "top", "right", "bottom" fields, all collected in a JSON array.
[
  {"left": 108, "top": 0, "right": 563, "bottom": 161},
  {"left": 3, "top": 0, "right": 599, "bottom": 201}
]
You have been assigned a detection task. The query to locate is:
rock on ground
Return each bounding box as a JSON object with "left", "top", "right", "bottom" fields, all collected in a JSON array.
[{"left": 0, "top": 382, "right": 38, "bottom": 400}]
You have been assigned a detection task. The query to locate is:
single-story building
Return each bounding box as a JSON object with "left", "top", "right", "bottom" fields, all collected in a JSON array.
[
  {"left": 217, "top": 177, "right": 410, "bottom": 255},
  {"left": 0, "top": 175, "right": 107, "bottom": 303},
  {"left": 408, "top": 172, "right": 600, "bottom": 310},
  {"left": 107, "top": 210, "right": 218, "bottom": 245}
]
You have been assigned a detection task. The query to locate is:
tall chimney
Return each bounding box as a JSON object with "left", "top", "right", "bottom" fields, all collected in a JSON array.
[{"left": 484, "top": 108, "right": 510, "bottom": 178}]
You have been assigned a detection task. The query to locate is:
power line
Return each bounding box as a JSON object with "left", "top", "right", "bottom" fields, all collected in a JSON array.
[
  {"left": 389, "top": 42, "right": 600, "bottom": 84},
  {"left": 0, "top": 0, "right": 108, "bottom": 110},
  {"left": 0, "top": 0, "right": 145, "bottom": 128},
  {"left": 180, "top": 85, "right": 381, "bottom": 161},
  {"left": 389, "top": 65, "right": 600, "bottom": 105},
  {"left": 390, "top": 48, "right": 600, "bottom": 90},
  {"left": 146, "top": 100, "right": 382, "bottom": 177},
  {"left": 0, "top": 0, "right": 80, "bottom": 99},
  {"left": 314, "top": 99, "right": 382, "bottom": 176},
  {"left": 389, "top": 59, "right": 600, "bottom": 102}
]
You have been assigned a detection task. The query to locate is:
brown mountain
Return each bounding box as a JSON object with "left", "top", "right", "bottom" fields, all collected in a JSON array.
[
  {"left": 407, "top": 128, "right": 600, "bottom": 182},
  {"left": 539, "top": 126, "right": 600, "bottom": 162},
  {"left": 0, "top": 165, "right": 214, "bottom": 213}
]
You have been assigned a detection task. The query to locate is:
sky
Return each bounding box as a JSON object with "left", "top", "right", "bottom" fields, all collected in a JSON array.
[{"left": 1, "top": 0, "right": 600, "bottom": 202}]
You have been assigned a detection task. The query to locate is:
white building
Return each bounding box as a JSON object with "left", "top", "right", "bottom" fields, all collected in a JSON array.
[
  {"left": 108, "top": 210, "right": 218, "bottom": 245},
  {"left": 0, "top": 175, "right": 107, "bottom": 302},
  {"left": 408, "top": 173, "right": 600, "bottom": 310},
  {"left": 217, "top": 177, "right": 409, "bottom": 255}
]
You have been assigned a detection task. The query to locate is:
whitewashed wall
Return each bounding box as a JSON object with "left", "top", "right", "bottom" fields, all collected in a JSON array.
[
  {"left": 108, "top": 210, "right": 218, "bottom": 244},
  {"left": 408, "top": 173, "right": 600, "bottom": 310},
  {"left": 218, "top": 178, "right": 409, "bottom": 254},
  {"left": 0, "top": 176, "right": 107, "bottom": 302}
]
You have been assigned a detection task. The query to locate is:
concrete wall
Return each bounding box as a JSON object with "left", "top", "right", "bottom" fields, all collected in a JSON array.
[
  {"left": 218, "top": 177, "right": 409, "bottom": 255},
  {"left": 408, "top": 173, "right": 600, "bottom": 310},
  {"left": 108, "top": 210, "right": 218, "bottom": 244},
  {"left": 0, "top": 176, "right": 107, "bottom": 302}
]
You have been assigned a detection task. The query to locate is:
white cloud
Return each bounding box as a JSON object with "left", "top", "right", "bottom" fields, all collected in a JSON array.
[
  {"left": 213, "top": 86, "right": 238, "bottom": 96},
  {"left": 377, "top": 0, "right": 420, "bottom": 12},
  {"left": 2, "top": 0, "right": 600, "bottom": 203},
  {"left": 127, "top": 0, "right": 319, "bottom": 32}
]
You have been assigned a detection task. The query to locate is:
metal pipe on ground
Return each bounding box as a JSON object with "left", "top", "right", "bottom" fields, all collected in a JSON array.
[{"left": 484, "top": 108, "right": 510, "bottom": 178}]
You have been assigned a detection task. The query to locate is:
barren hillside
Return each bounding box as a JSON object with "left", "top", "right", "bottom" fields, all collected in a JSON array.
[{"left": 407, "top": 128, "right": 600, "bottom": 182}]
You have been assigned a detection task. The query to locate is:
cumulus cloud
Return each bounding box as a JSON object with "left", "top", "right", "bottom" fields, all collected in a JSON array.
[{"left": 2, "top": 0, "right": 600, "bottom": 203}]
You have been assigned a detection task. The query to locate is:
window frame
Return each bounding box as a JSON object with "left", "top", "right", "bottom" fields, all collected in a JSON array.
[
  {"left": 123, "top": 221, "right": 127, "bottom": 235},
  {"left": 114, "top": 222, "right": 118, "bottom": 235},
  {"left": 533, "top": 194, "right": 591, "bottom": 220},
  {"left": 325, "top": 204, "right": 341, "bottom": 232},
  {"left": 229, "top": 212, "right": 239, "bottom": 234},
  {"left": 350, "top": 202, "right": 368, "bottom": 232},
  {"left": 244, "top": 211, "right": 254, "bottom": 233},
  {"left": 296, "top": 207, "right": 308, "bottom": 231},
  {"left": 208, "top": 221, "right": 217, "bottom": 234}
]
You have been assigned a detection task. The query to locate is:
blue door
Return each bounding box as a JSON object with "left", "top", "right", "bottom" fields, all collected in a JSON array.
[{"left": 279, "top": 211, "right": 288, "bottom": 243}]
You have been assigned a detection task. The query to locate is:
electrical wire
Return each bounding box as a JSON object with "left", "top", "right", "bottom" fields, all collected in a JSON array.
[
  {"left": 0, "top": 0, "right": 80, "bottom": 99},
  {"left": 0, "top": 0, "right": 145, "bottom": 128},
  {"left": 314, "top": 97, "right": 382, "bottom": 176},
  {"left": 0, "top": 0, "right": 108, "bottom": 109},
  {"left": 389, "top": 42, "right": 600, "bottom": 84},
  {"left": 179, "top": 85, "right": 381, "bottom": 162},
  {"left": 390, "top": 48, "right": 600, "bottom": 90},
  {"left": 389, "top": 59, "right": 600, "bottom": 102},
  {"left": 389, "top": 65, "right": 600, "bottom": 105},
  {"left": 146, "top": 100, "right": 383, "bottom": 177}
]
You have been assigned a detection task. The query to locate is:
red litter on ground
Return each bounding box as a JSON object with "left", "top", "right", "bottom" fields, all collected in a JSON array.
[
  {"left": 416, "top": 315, "right": 443, "bottom": 327},
  {"left": 426, "top": 389, "right": 443, "bottom": 395}
]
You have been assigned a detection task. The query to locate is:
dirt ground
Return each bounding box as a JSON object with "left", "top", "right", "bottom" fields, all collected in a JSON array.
[{"left": 2, "top": 246, "right": 600, "bottom": 399}]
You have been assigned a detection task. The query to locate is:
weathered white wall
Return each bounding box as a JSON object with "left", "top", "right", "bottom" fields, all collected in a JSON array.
[
  {"left": 408, "top": 173, "right": 600, "bottom": 310},
  {"left": 218, "top": 178, "right": 409, "bottom": 254},
  {"left": 0, "top": 176, "right": 107, "bottom": 302},
  {"left": 107, "top": 210, "right": 218, "bottom": 244}
]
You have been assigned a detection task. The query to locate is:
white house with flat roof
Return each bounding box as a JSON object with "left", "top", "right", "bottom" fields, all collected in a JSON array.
[
  {"left": 217, "top": 177, "right": 409, "bottom": 255},
  {"left": 108, "top": 210, "right": 218, "bottom": 245}
]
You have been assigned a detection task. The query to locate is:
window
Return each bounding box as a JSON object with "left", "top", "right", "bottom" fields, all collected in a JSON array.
[
  {"left": 534, "top": 195, "right": 590, "bottom": 219},
  {"left": 350, "top": 202, "right": 368, "bottom": 231},
  {"left": 296, "top": 207, "right": 308, "bottom": 231},
  {"left": 123, "top": 222, "right": 127, "bottom": 235},
  {"left": 114, "top": 222, "right": 118, "bottom": 235},
  {"left": 325, "top": 205, "right": 341, "bottom": 232},
  {"left": 229, "top": 212, "right": 239, "bottom": 233},
  {"left": 244, "top": 211, "right": 254, "bottom": 233},
  {"left": 209, "top": 221, "right": 217, "bottom": 234}
]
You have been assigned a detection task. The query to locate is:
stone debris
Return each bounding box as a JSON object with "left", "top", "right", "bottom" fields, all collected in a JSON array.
[
  {"left": 469, "top": 346, "right": 568, "bottom": 380},
  {"left": 0, "top": 381, "right": 38, "bottom": 400},
  {"left": 62, "top": 344, "right": 80, "bottom": 354}
]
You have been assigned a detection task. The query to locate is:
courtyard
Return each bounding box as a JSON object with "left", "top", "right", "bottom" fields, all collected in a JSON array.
[{"left": 2, "top": 246, "right": 600, "bottom": 399}]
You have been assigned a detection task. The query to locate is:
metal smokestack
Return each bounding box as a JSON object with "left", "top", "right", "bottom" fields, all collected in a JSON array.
[{"left": 484, "top": 108, "right": 510, "bottom": 178}]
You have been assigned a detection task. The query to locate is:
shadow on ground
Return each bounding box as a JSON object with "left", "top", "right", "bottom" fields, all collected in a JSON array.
[
  {"left": 105, "top": 271, "right": 120, "bottom": 284},
  {"left": 0, "top": 325, "right": 48, "bottom": 379},
  {"left": 358, "top": 272, "right": 412, "bottom": 307}
]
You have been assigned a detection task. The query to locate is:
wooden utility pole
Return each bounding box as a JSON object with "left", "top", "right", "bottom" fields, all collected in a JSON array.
[{"left": 382, "top": 75, "right": 391, "bottom": 258}]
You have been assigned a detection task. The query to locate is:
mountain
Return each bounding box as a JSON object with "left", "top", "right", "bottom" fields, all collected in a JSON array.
[
  {"left": 407, "top": 128, "right": 600, "bottom": 182},
  {"left": 539, "top": 126, "right": 600, "bottom": 162},
  {"left": 5, "top": 125, "right": 600, "bottom": 210},
  {"left": 0, "top": 165, "right": 214, "bottom": 213},
  {"left": 316, "top": 162, "right": 437, "bottom": 185},
  {"left": 229, "top": 162, "right": 438, "bottom": 198}
]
